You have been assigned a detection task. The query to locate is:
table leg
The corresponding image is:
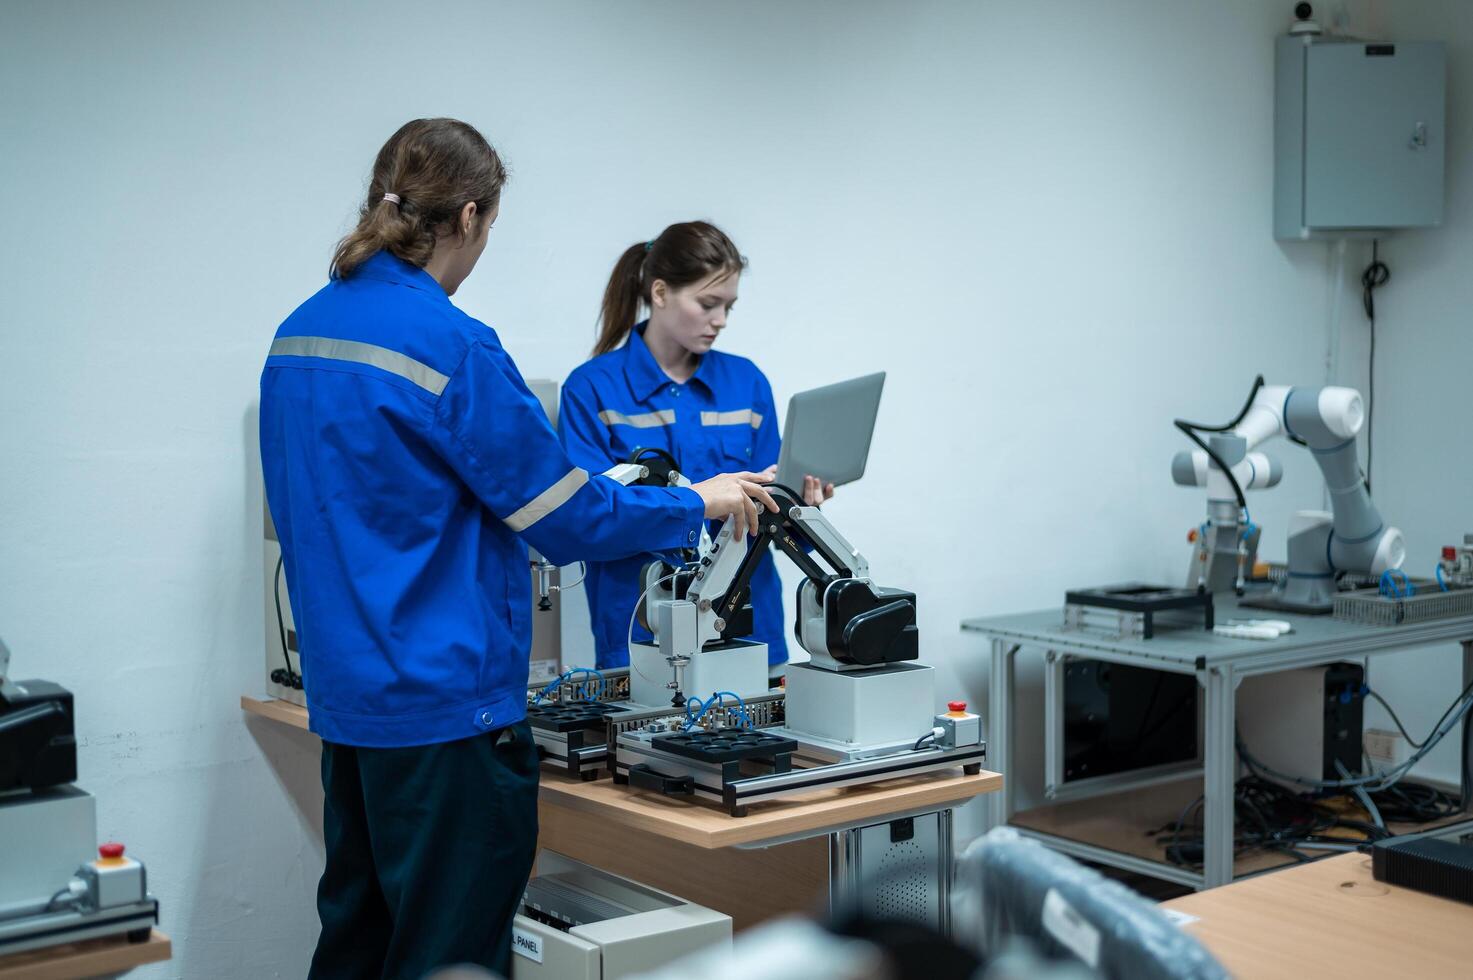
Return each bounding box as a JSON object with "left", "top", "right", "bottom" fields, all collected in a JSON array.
[
  {"left": 989, "top": 640, "right": 1017, "bottom": 827},
  {"left": 1043, "top": 650, "right": 1062, "bottom": 798},
  {"left": 829, "top": 827, "right": 857, "bottom": 920},
  {"left": 1462, "top": 641, "right": 1473, "bottom": 809},
  {"left": 1202, "top": 664, "right": 1237, "bottom": 888},
  {"left": 938, "top": 808, "right": 955, "bottom": 936}
]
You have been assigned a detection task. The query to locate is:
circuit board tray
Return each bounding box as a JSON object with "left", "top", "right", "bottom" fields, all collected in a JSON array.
[
  {"left": 527, "top": 701, "right": 627, "bottom": 733},
  {"left": 649, "top": 729, "right": 798, "bottom": 763}
]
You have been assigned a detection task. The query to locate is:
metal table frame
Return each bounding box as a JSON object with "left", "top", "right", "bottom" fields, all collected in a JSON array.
[
  {"left": 739, "top": 805, "right": 958, "bottom": 934},
  {"left": 963, "top": 600, "right": 1473, "bottom": 889}
]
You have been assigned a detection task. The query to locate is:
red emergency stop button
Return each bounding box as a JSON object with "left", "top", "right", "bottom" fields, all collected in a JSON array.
[
  {"left": 99, "top": 843, "right": 125, "bottom": 859},
  {"left": 947, "top": 701, "right": 967, "bottom": 713}
]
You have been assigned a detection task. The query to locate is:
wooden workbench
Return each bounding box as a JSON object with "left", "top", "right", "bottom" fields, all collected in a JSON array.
[
  {"left": 0, "top": 931, "right": 170, "bottom": 980},
  {"left": 242, "top": 695, "right": 1003, "bottom": 929},
  {"left": 1160, "top": 853, "right": 1473, "bottom": 978},
  {"left": 537, "top": 767, "right": 999, "bottom": 928}
]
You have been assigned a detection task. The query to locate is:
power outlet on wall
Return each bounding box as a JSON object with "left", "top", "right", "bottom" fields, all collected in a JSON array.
[{"left": 1364, "top": 728, "right": 1404, "bottom": 769}]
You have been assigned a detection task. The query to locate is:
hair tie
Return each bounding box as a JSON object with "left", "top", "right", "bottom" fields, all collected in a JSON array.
[
  {"left": 644, "top": 240, "right": 654, "bottom": 252},
  {"left": 382, "top": 193, "right": 401, "bottom": 206}
]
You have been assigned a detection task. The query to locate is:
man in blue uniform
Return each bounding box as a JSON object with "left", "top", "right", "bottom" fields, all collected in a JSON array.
[{"left": 260, "top": 119, "right": 772, "bottom": 979}]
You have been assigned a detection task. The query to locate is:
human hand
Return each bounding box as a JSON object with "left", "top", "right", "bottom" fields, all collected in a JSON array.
[
  {"left": 691, "top": 471, "right": 778, "bottom": 538},
  {"left": 802, "top": 474, "right": 835, "bottom": 507}
]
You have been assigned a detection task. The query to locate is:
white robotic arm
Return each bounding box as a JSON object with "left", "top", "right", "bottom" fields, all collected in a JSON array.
[
  {"left": 1172, "top": 378, "right": 1404, "bottom": 610},
  {"left": 638, "top": 485, "right": 917, "bottom": 701},
  {"left": 1230, "top": 384, "right": 1364, "bottom": 448}
]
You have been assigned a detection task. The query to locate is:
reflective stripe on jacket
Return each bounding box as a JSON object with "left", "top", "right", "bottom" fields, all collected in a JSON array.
[{"left": 260, "top": 255, "right": 703, "bottom": 746}]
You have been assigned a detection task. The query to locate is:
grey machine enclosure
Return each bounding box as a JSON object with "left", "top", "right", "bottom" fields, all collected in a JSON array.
[
  {"left": 1274, "top": 35, "right": 1445, "bottom": 240},
  {"left": 510, "top": 851, "right": 731, "bottom": 980}
]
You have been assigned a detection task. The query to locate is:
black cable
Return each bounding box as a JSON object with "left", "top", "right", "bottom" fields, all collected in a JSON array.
[
  {"left": 1173, "top": 375, "right": 1265, "bottom": 511},
  {"left": 1177, "top": 375, "right": 1266, "bottom": 434},
  {"left": 1361, "top": 240, "right": 1389, "bottom": 494},
  {"left": 761, "top": 482, "right": 806, "bottom": 506},
  {"left": 273, "top": 554, "right": 301, "bottom": 687},
  {"left": 1155, "top": 775, "right": 1393, "bottom": 871},
  {"left": 1361, "top": 238, "right": 1389, "bottom": 319},
  {"left": 45, "top": 886, "right": 78, "bottom": 912},
  {"left": 629, "top": 446, "right": 680, "bottom": 474},
  {"left": 913, "top": 731, "right": 937, "bottom": 751},
  {"left": 1401, "top": 677, "right": 1473, "bottom": 758},
  {"left": 1366, "top": 689, "right": 1428, "bottom": 749},
  {"left": 1164, "top": 794, "right": 1203, "bottom": 868},
  {"left": 1368, "top": 781, "right": 1460, "bottom": 823}
]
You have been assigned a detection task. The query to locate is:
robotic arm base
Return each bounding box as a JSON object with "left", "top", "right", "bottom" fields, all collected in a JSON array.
[{"left": 1272, "top": 513, "right": 1336, "bottom": 612}]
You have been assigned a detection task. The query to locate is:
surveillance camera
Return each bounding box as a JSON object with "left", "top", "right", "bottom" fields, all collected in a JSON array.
[{"left": 1289, "top": 2, "right": 1322, "bottom": 36}]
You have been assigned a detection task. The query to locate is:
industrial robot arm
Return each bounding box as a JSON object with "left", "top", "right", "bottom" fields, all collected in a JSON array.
[
  {"left": 642, "top": 486, "right": 917, "bottom": 697},
  {"left": 1172, "top": 379, "right": 1404, "bottom": 609}
]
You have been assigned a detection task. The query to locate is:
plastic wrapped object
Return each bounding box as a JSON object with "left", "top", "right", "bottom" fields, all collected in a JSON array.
[
  {"left": 628, "top": 915, "right": 1098, "bottom": 980},
  {"left": 952, "top": 828, "right": 1227, "bottom": 980}
]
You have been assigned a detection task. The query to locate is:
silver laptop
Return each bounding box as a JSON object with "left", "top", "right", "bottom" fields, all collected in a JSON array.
[{"left": 774, "top": 372, "right": 886, "bottom": 492}]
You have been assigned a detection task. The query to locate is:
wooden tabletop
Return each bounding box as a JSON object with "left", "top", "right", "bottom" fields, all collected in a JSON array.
[
  {"left": 1161, "top": 853, "right": 1473, "bottom": 978},
  {"left": 242, "top": 695, "right": 1002, "bottom": 848},
  {"left": 0, "top": 930, "right": 170, "bottom": 980},
  {"left": 241, "top": 694, "right": 309, "bottom": 730},
  {"left": 539, "top": 767, "right": 1001, "bottom": 849}
]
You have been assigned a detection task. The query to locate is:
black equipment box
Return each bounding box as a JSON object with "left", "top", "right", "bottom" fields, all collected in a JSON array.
[
  {"left": 1372, "top": 828, "right": 1473, "bottom": 905},
  {"left": 1064, "top": 660, "right": 1198, "bottom": 782},
  {"left": 1064, "top": 584, "right": 1214, "bottom": 639},
  {"left": 0, "top": 679, "right": 77, "bottom": 792}
]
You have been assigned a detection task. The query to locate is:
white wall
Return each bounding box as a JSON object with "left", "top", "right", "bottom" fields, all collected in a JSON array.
[{"left": 1, "top": 1, "right": 1459, "bottom": 976}]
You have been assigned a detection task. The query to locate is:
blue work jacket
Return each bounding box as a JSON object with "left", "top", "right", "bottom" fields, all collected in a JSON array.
[
  {"left": 260, "top": 254, "right": 704, "bottom": 747},
  {"left": 558, "top": 326, "right": 786, "bottom": 669}
]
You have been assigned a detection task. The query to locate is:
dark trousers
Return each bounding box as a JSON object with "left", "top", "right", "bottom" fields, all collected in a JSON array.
[{"left": 308, "top": 722, "right": 540, "bottom": 980}]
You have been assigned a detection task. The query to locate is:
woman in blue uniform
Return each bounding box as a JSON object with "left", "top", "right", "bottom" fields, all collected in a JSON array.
[
  {"left": 559, "top": 221, "right": 834, "bottom": 672},
  {"left": 259, "top": 123, "right": 774, "bottom": 979}
]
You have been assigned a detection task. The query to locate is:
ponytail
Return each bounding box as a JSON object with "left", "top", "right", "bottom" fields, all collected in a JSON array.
[
  {"left": 591, "top": 222, "right": 747, "bottom": 357},
  {"left": 594, "top": 243, "right": 650, "bottom": 356},
  {"left": 331, "top": 118, "right": 507, "bottom": 280}
]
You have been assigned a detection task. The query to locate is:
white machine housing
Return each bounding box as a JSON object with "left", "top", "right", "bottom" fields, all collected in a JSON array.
[
  {"left": 511, "top": 851, "right": 730, "bottom": 980},
  {"left": 1237, "top": 663, "right": 1365, "bottom": 786},
  {"left": 0, "top": 787, "right": 97, "bottom": 915},
  {"left": 784, "top": 662, "right": 935, "bottom": 751},
  {"left": 628, "top": 638, "right": 769, "bottom": 708}
]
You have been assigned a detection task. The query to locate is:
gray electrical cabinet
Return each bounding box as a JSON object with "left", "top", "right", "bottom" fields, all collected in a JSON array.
[{"left": 1275, "top": 36, "right": 1445, "bottom": 240}]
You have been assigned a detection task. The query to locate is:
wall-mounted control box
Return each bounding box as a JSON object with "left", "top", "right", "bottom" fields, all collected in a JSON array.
[{"left": 1275, "top": 36, "right": 1445, "bottom": 240}]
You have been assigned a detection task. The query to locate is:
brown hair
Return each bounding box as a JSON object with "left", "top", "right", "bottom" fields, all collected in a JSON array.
[
  {"left": 593, "top": 221, "right": 747, "bottom": 356},
  {"left": 331, "top": 118, "right": 508, "bottom": 280}
]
